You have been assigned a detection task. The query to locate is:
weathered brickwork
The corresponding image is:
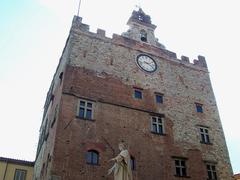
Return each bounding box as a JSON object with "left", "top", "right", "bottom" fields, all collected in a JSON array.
[{"left": 34, "top": 9, "right": 233, "bottom": 180}]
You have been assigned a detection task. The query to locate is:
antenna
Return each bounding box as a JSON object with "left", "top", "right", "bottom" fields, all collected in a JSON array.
[
  {"left": 135, "top": 0, "right": 142, "bottom": 10},
  {"left": 77, "top": 0, "right": 82, "bottom": 17},
  {"left": 137, "top": 0, "right": 142, "bottom": 9}
]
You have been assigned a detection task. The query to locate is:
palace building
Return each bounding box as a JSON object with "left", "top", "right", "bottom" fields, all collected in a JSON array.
[{"left": 34, "top": 8, "right": 233, "bottom": 180}]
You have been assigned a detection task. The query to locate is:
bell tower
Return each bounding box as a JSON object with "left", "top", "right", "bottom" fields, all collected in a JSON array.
[{"left": 123, "top": 8, "right": 165, "bottom": 48}]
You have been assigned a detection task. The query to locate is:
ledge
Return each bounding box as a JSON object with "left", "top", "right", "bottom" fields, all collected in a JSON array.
[
  {"left": 63, "top": 92, "right": 165, "bottom": 118},
  {"left": 151, "top": 131, "right": 167, "bottom": 136},
  {"left": 174, "top": 175, "right": 191, "bottom": 178},
  {"left": 86, "top": 162, "right": 100, "bottom": 166},
  {"left": 200, "top": 141, "right": 213, "bottom": 145},
  {"left": 75, "top": 116, "right": 96, "bottom": 122}
]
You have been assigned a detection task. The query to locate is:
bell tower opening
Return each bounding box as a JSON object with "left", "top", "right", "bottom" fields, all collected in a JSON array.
[
  {"left": 122, "top": 8, "right": 165, "bottom": 48},
  {"left": 140, "top": 29, "right": 147, "bottom": 42}
]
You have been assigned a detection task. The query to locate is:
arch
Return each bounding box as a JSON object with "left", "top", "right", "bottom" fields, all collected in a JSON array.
[
  {"left": 140, "top": 29, "right": 147, "bottom": 42},
  {"left": 86, "top": 150, "right": 99, "bottom": 165}
]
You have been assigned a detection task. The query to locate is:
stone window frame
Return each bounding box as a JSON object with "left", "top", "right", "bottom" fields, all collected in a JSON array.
[
  {"left": 130, "top": 156, "right": 136, "bottom": 170},
  {"left": 172, "top": 157, "right": 189, "bottom": 178},
  {"left": 51, "top": 104, "right": 59, "bottom": 128},
  {"left": 151, "top": 116, "right": 165, "bottom": 135},
  {"left": 199, "top": 126, "right": 211, "bottom": 144},
  {"left": 76, "top": 99, "right": 94, "bottom": 120},
  {"left": 86, "top": 150, "right": 99, "bottom": 165},
  {"left": 155, "top": 92, "right": 164, "bottom": 104},
  {"left": 133, "top": 87, "right": 143, "bottom": 100},
  {"left": 195, "top": 103, "right": 203, "bottom": 113},
  {"left": 59, "top": 72, "right": 64, "bottom": 83},
  {"left": 44, "top": 118, "right": 50, "bottom": 141},
  {"left": 205, "top": 163, "right": 217, "bottom": 180},
  {"left": 14, "top": 169, "right": 27, "bottom": 180}
]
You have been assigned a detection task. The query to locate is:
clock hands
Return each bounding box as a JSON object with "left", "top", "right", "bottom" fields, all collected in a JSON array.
[
  {"left": 144, "top": 61, "right": 155, "bottom": 69},
  {"left": 141, "top": 60, "right": 155, "bottom": 70}
]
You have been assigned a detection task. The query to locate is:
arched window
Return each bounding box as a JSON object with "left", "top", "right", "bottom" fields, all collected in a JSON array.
[
  {"left": 140, "top": 30, "right": 147, "bottom": 42},
  {"left": 86, "top": 150, "right": 99, "bottom": 165},
  {"left": 130, "top": 156, "right": 136, "bottom": 170}
]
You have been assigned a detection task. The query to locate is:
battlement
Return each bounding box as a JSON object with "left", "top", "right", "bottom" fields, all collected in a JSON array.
[{"left": 71, "top": 16, "right": 208, "bottom": 70}]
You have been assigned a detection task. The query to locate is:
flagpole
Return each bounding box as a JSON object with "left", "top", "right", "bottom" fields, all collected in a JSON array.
[{"left": 77, "top": 0, "right": 82, "bottom": 17}]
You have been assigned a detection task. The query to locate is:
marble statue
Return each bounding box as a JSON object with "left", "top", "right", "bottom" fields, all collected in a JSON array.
[{"left": 108, "top": 142, "right": 133, "bottom": 180}]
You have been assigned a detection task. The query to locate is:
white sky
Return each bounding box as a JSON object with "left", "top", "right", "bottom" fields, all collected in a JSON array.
[{"left": 0, "top": 0, "right": 239, "bottom": 174}]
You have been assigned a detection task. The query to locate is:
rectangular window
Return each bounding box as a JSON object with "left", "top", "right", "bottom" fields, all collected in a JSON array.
[
  {"left": 206, "top": 164, "right": 217, "bottom": 180},
  {"left": 196, "top": 103, "right": 203, "bottom": 113},
  {"left": 200, "top": 127, "right": 210, "bottom": 144},
  {"left": 44, "top": 119, "right": 49, "bottom": 141},
  {"left": 134, "top": 89, "right": 142, "bottom": 99},
  {"left": 14, "top": 169, "right": 27, "bottom": 180},
  {"left": 151, "top": 116, "right": 164, "bottom": 134},
  {"left": 130, "top": 156, "right": 136, "bottom": 170},
  {"left": 174, "top": 159, "right": 187, "bottom": 177},
  {"left": 51, "top": 105, "right": 58, "bottom": 128},
  {"left": 77, "top": 100, "right": 94, "bottom": 120},
  {"left": 155, "top": 94, "right": 163, "bottom": 104}
]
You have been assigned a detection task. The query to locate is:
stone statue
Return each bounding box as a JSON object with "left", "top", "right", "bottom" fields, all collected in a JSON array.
[{"left": 108, "top": 142, "right": 133, "bottom": 180}]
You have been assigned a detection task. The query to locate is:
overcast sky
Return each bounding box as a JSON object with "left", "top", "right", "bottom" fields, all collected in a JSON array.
[{"left": 0, "top": 0, "right": 239, "bottom": 174}]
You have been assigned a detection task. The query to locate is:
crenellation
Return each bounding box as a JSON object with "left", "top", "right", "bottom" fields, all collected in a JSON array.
[
  {"left": 193, "top": 59, "right": 199, "bottom": 65},
  {"left": 97, "top": 28, "right": 106, "bottom": 37},
  {"left": 79, "top": 23, "right": 90, "bottom": 32},
  {"left": 192, "top": 57, "right": 207, "bottom": 68},
  {"left": 175, "top": 55, "right": 208, "bottom": 70},
  {"left": 72, "top": 16, "right": 89, "bottom": 32},
  {"left": 163, "top": 49, "right": 177, "bottom": 59},
  {"left": 71, "top": 16, "right": 208, "bottom": 70},
  {"left": 181, "top": 55, "right": 190, "bottom": 63},
  {"left": 198, "top": 55, "right": 207, "bottom": 68},
  {"left": 73, "top": 16, "right": 82, "bottom": 24}
]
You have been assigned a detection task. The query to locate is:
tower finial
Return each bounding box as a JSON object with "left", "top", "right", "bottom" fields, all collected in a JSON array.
[{"left": 135, "top": 0, "right": 142, "bottom": 10}]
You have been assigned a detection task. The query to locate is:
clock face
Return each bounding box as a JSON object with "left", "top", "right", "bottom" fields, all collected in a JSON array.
[{"left": 136, "top": 54, "right": 157, "bottom": 72}]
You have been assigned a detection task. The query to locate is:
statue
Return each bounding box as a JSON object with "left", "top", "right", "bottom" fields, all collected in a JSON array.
[{"left": 108, "top": 142, "right": 133, "bottom": 180}]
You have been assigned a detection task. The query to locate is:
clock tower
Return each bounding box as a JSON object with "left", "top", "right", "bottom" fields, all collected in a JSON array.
[
  {"left": 34, "top": 8, "right": 233, "bottom": 180},
  {"left": 123, "top": 8, "right": 165, "bottom": 48}
]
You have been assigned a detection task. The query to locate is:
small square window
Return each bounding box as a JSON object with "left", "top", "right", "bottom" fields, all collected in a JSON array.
[
  {"left": 156, "top": 94, "right": 163, "bottom": 104},
  {"left": 134, "top": 89, "right": 142, "bottom": 99},
  {"left": 196, "top": 103, "right": 203, "bottom": 113}
]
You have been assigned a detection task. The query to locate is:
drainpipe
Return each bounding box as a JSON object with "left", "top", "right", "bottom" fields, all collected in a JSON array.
[{"left": 3, "top": 160, "right": 8, "bottom": 180}]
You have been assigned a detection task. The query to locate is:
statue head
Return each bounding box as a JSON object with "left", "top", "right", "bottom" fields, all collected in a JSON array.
[{"left": 118, "top": 142, "right": 127, "bottom": 151}]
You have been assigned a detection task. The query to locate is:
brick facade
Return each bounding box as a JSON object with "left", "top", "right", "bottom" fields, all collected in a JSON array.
[{"left": 34, "top": 9, "right": 233, "bottom": 180}]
